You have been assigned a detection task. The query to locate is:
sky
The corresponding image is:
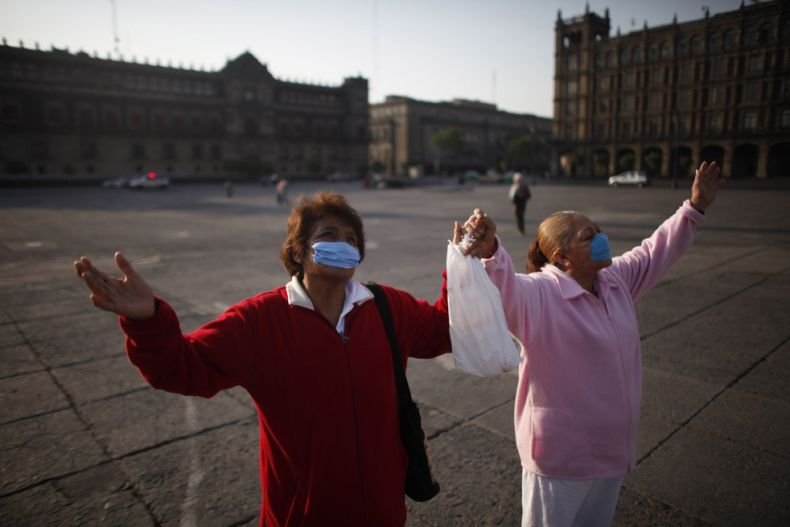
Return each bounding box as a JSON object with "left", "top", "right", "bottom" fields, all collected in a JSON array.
[{"left": 1, "top": 0, "right": 746, "bottom": 117}]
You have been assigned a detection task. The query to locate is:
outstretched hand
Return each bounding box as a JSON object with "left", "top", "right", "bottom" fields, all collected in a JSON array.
[
  {"left": 74, "top": 252, "right": 155, "bottom": 319},
  {"left": 452, "top": 208, "right": 498, "bottom": 258},
  {"left": 690, "top": 161, "right": 722, "bottom": 213}
]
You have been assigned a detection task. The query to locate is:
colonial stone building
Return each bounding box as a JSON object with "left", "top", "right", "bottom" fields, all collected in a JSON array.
[
  {"left": 554, "top": 1, "right": 790, "bottom": 180},
  {"left": 370, "top": 95, "right": 552, "bottom": 178},
  {"left": 0, "top": 43, "right": 369, "bottom": 182}
]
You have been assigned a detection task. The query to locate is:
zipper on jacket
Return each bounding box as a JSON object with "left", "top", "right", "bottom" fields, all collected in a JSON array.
[{"left": 341, "top": 328, "right": 368, "bottom": 523}]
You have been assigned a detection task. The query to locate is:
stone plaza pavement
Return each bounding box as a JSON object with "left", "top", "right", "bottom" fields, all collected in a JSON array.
[{"left": 0, "top": 180, "right": 788, "bottom": 526}]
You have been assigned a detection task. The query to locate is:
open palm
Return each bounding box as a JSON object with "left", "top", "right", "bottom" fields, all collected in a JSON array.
[{"left": 74, "top": 252, "right": 155, "bottom": 319}]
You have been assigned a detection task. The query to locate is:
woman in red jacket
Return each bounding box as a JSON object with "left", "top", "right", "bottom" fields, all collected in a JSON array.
[{"left": 74, "top": 191, "right": 451, "bottom": 526}]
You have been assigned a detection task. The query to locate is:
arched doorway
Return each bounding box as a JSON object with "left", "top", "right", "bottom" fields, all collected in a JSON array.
[
  {"left": 592, "top": 148, "right": 610, "bottom": 177},
  {"left": 615, "top": 148, "right": 636, "bottom": 173},
  {"left": 767, "top": 143, "right": 790, "bottom": 178},
  {"left": 700, "top": 145, "right": 724, "bottom": 170},
  {"left": 641, "top": 147, "right": 663, "bottom": 178},
  {"left": 670, "top": 146, "right": 694, "bottom": 181},
  {"left": 731, "top": 144, "right": 759, "bottom": 179},
  {"left": 559, "top": 149, "right": 584, "bottom": 177}
]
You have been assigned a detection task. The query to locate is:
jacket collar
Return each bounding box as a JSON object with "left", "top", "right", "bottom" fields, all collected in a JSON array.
[
  {"left": 542, "top": 264, "right": 618, "bottom": 300},
  {"left": 285, "top": 275, "right": 373, "bottom": 311}
]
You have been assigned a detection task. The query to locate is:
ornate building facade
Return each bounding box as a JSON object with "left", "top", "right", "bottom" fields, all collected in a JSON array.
[
  {"left": 554, "top": 1, "right": 790, "bottom": 179},
  {"left": 0, "top": 43, "right": 369, "bottom": 182},
  {"left": 370, "top": 95, "right": 551, "bottom": 177}
]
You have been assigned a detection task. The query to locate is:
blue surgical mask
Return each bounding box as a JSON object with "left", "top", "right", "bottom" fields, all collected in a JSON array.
[
  {"left": 590, "top": 232, "right": 612, "bottom": 261},
  {"left": 311, "top": 241, "right": 361, "bottom": 269}
]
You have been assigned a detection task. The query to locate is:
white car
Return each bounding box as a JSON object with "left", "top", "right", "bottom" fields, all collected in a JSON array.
[
  {"left": 608, "top": 170, "right": 648, "bottom": 187},
  {"left": 128, "top": 172, "right": 170, "bottom": 190}
]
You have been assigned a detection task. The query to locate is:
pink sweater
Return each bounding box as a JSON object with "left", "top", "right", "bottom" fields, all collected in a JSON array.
[{"left": 482, "top": 200, "right": 704, "bottom": 479}]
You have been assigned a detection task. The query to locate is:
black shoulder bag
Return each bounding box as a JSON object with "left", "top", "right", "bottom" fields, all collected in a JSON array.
[{"left": 367, "top": 283, "right": 440, "bottom": 502}]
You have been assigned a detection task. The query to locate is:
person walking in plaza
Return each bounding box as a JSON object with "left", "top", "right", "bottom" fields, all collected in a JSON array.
[
  {"left": 455, "top": 161, "right": 721, "bottom": 526},
  {"left": 509, "top": 172, "right": 531, "bottom": 235},
  {"left": 74, "top": 191, "right": 451, "bottom": 527},
  {"left": 275, "top": 176, "right": 289, "bottom": 206}
]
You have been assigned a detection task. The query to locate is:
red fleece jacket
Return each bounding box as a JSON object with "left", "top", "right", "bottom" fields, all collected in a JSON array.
[{"left": 120, "top": 282, "right": 450, "bottom": 526}]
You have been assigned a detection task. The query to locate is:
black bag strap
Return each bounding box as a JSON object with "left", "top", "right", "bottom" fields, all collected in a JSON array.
[{"left": 367, "top": 283, "right": 414, "bottom": 405}]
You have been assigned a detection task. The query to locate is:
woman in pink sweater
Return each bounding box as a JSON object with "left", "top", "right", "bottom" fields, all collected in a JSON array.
[{"left": 457, "top": 161, "right": 721, "bottom": 526}]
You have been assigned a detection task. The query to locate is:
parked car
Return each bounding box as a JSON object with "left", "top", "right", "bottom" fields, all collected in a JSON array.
[
  {"left": 608, "top": 170, "right": 649, "bottom": 187},
  {"left": 128, "top": 172, "right": 170, "bottom": 190}
]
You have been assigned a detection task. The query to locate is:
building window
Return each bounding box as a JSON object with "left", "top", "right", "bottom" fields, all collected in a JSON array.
[
  {"left": 595, "top": 53, "right": 605, "bottom": 69},
  {"left": 723, "top": 29, "right": 736, "bottom": 51},
  {"left": 567, "top": 81, "right": 578, "bottom": 96},
  {"left": 211, "top": 144, "right": 222, "bottom": 160},
  {"left": 163, "top": 143, "right": 177, "bottom": 160},
  {"left": 647, "top": 118, "right": 661, "bottom": 137},
  {"left": 660, "top": 41, "right": 671, "bottom": 59},
  {"left": 622, "top": 96, "right": 635, "bottom": 113},
  {"left": 678, "top": 90, "right": 693, "bottom": 109},
  {"left": 632, "top": 46, "right": 642, "bottom": 64},
  {"left": 649, "top": 93, "right": 663, "bottom": 111},
  {"left": 677, "top": 38, "right": 688, "bottom": 57},
  {"left": 598, "top": 99, "right": 608, "bottom": 114},
  {"left": 103, "top": 109, "right": 121, "bottom": 129},
  {"left": 192, "top": 144, "right": 203, "bottom": 160},
  {"left": 780, "top": 109, "right": 790, "bottom": 128},
  {"left": 46, "top": 103, "right": 66, "bottom": 127},
  {"left": 744, "top": 82, "right": 761, "bottom": 102},
  {"left": 707, "top": 112, "right": 723, "bottom": 133},
  {"left": 564, "top": 123, "right": 575, "bottom": 140},
  {"left": 1, "top": 103, "right": 21, "bottom": 123},
  {"left": 708, "top": 32, "right": 720, "bottom": 53},
  {"left": 709, "top": 85, "right": 726, "bottom": 106},
  {"left": 620, "top": 120, "right": 633, "bottom": 138},
  {"left": 131, "top": 143, "right": 146, "bottom": 160},
  {"left": 128, "top": 111, "right": 144, "bottom": 131},
  {"left": 712, "top": 57, "right": 728, "bottom": 79},
  {"left": 31, "top": 141, "right": 49, "bottom": 160},
  {"left": 743, "top": 111, "right": 757, "bottom": 130},
  {"left": 81, "top": 142, "right": 98, "bottom": 160},
  {"left": 748, "top": 54, "right": 764, "bottom": 74},
  {"left": 598, "top": 76, "right": 610, "bottom": 93},
  {"left": 679, "top": 65, "right": 693, "bottom": 83},
  {"left": 744, "top": 27, "right": 758, "bottom": 47},
  {"left": 623, "top": 72, "right": 636, "bottom": 90},
  {"left": 691, "top": 35, "right": 703, "bottom": 55},
  {"left": 651, "top": 68, "right": 663, "bottom": 86},
  {"left": 595, "top": 121, "right": 608, "bottom": 138},
  {"left": 677, "top": 115, "right": 691, "bottom": 134},
  {"left": 606, "top": 51, "right": 615, "bottom": 68},
  {"left": 568, "top": 54, "right": 578, "bottom": 71},
  {"left": 565, "top": 101, "right": 577, "bottom": 116},
  {"left": 620, "top": 48, "right": 630, "bottom": 66},
  {"left": 648, "top": 43, "right": 658, "bottom": 62}
]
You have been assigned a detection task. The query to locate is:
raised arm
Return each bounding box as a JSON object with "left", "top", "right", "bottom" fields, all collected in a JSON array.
[
  {"left": 74, "top": 253, "right": 256, "bottom": 397},
  {"left": 610, "top": 161, "right": 721, "bottom": 300}
]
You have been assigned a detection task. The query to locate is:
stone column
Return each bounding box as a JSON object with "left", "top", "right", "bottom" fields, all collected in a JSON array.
[{"left": 756, "top": 141, "right": 769, "bottom": 179}]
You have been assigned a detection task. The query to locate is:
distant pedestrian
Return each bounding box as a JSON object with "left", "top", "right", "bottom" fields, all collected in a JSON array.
[
  {"left": 457, "top": 161, "right": 722, "bottom": 527},
  {"left": 224, "top": 180, "right": 234, "bottom": 198},
  {"left": 276, "top": 177, "right": 289, "bottom": 206},
  {"left": 74, "top": 191, "right": 451, "bottom": 526},
  {"left": 509, "top": 172, "right": 531, "bottom": 235}
]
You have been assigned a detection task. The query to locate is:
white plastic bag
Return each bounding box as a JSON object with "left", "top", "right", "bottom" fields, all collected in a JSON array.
[{"left": 446, "top": 239, "right": 520, "bottom": 376}]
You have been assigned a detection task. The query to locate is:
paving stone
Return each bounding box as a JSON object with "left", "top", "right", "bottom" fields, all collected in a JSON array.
[
  {"left": 407, "top": 359, "right": 517, "bottom": 420},
  {"left": 614, "top": 486, "right": 711, "bottom": 526},
  {"left": 641, "top": 279, "right": 790, "bottom": 385},
  {"left": 81, "top": 388, "right": 255, "bottom": 457},
  {"left": 419, "top": 403, "right": 464, "bottom": 439},
  {"left": 688, "top": 388, "right": 790, "bottom": 458},
  {"left": 640, "top": 367, "right": 721, "bottom": 426},
  {"left": 406, "top": 422, "right": 522, "bottom": 527},
  {"left": 0, "top": 343, "right": 42, "bottom": 378},
  {"left": 735, "top": 339, "right": 790, "bottom": 403},
  {"left": 470, "top": 399, "right": 516, "bottom": 441},
  {"left": 0, "top": 462, "right": 154, "bottom": 526},
  {"left": 15, "top": 310, "right": 121, "bottom": 344},
  {"left": 0, "top": 370, "right": 69, "bottom": 424},
  {"left": 119, "top": 418, "right": 260, "bottom": 526},
  {"left": 0, "top": 322, "right": 26, "bottom": 349},
  {"left": 626, "top": 426, "right": 790, "bottom": 526},
  {"left": 33, "top": 329, "right": 126, "bottom": 368},
  {"left": 51, "top": 355, "right": 148, "bottom": 405},
  {"left": 0, "top": 409, "right": 107, "bottom": 495}
]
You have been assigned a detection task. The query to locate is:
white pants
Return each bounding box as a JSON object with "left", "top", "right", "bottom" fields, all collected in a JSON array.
[{"left": 521, "top": 469, "right": 623, "bottom": 527}]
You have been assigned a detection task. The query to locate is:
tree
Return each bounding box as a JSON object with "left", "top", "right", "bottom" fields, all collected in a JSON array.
[
  {"left": 431, "top": 127, "right": 464, "bottom": 174},
  {"left": 505, "top": 134, "right": 548, "bottom": 174}
]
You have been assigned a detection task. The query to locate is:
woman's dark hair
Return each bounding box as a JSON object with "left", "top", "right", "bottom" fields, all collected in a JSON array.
[
  {"left": 527, "top": 240, "right": 548, "bottom": 273},
  {"left": 279, "top": 192, "right": 365, "bottom": 277}
]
